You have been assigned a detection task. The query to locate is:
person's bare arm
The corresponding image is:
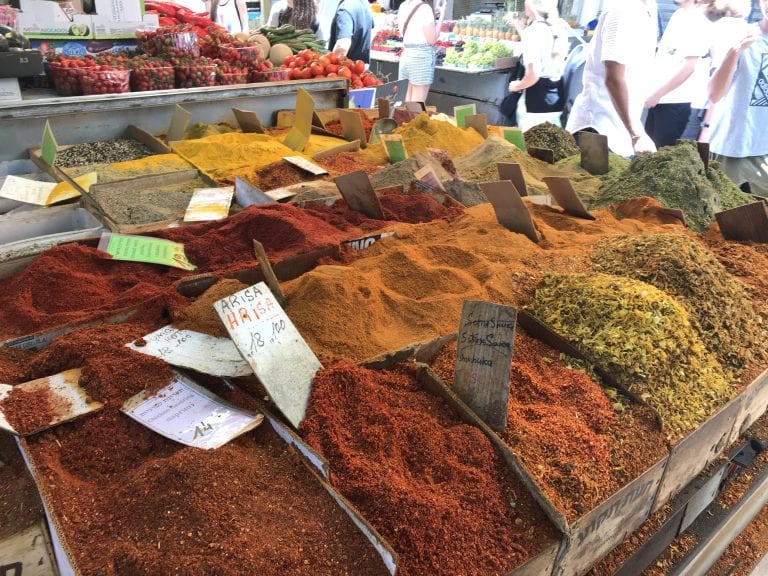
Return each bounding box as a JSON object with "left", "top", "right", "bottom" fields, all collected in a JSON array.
[
  {"left": 237, "top": 0, "right": 249, "bottom": 32},
  {"left": 604, "top": 60, "right": 655, "bottom": 153},
  {"left": 708, "top": 32, "right": 757, "bottom": 103},
  {"left": 645, "top": 56, "right": 697, "bottom": 108},
  {"left": 509, "top": 63, "right": 539, "bottom": 92}
]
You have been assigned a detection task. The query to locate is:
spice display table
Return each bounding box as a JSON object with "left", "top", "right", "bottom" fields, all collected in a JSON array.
[
  {"left": 0, "top": 78, "right": 349, "bottom": 162},
  {"left": 370, "top": 51, "right": 517, "bottom": 124}
]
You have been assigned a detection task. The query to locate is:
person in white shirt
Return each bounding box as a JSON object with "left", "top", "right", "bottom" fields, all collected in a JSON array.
[
  {"left": 644, "top": 0, "right": 713, "bottom": 148},
  {"left": 397, "top": 0, "right": 446, "bottom": 103},
  {"left": 565, "top": 0, "right": 658, "bottom": 157},
  {"left": 708, "top": 0, "right": 768, "bottom": 196},
  {"left": 507, "top": 0, "right": 572, "bottom": 130},
  {"left": 207, "top": 0, "right": 249, "bottom": 33},
  {"left": 268, "top": 0, "right": 288, "bottom": 26}
]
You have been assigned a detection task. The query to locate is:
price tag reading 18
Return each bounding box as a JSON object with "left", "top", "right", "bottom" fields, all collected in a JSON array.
[{"left": 213, "top": 282, "right": 322, "bottom": 427}]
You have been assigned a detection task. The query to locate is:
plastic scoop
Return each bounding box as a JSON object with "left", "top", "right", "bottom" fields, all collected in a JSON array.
[{"left": 369, "top": 118, "right": 397, "bottom": 145}]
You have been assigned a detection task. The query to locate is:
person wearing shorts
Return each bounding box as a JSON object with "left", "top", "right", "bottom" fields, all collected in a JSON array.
[{"left": 397, "top": 0, "right": 446, "bottom": 102}]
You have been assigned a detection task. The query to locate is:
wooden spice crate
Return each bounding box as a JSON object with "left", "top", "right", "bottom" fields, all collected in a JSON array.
[
  {"left": 360, "top": 344, "right": 567, "bottom": 576},
  {"left": 0, "top": 519, "right": 59, "bottom": 576},
  {"left": 27, "top": 125, "right": 172, "bottom": 196}
]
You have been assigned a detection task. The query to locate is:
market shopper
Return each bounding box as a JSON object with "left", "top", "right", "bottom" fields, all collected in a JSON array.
[
  {"left": 506, "top": 0, "right": 571, "bottom": 129},
  {"left": 207, "top": 0, "right": 249, "bottom": 34},
  {"left": 707, "top": 0, "right": 768, "bottom": 196},
  {"left": 277, "top": 0, "right": 318, "bottom": 31},
  {"left": 396, "top": 0, "right": 446, "bottom": 103},
  {"left": 327, "top": 0, "right": 374, "bottom": 63},
  {"left": 565, "top": 0, "right": 658, "bottom": 157},
  {"left": 644, "top": 0, "right": 713, "bottom": 148}
]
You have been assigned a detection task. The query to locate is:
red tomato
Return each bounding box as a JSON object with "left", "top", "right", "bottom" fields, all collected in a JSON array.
[
  {"left": 337, "top": 66, "right": 352, "bottom": 79},
  {"left": 326, "top": 64, "right": 339, "bottom": 74},
  {"left": 298, "top": 49, "right": 313, "bottom": 60},
  {"left": 284, "top": 56, "right": 296, "bottom": 66},
  {"left": 328, "top": 53, "right": 340, "bottom": 65},
  {"left": 300, "top": 67, "right": 313, "bottom": 80},
  {"left": 318, "top": 56, "right": 330, "bottom": 67},
  {"left": 352, "top": 59, "right": 365, "bottom": 74},
  {"left": 362, "top": 74, "right": 378, "bottom": 86},
  {"left": 310, "top": 62, "right": 324, "bottom": 77},
  {"left": 327, "top": 72, "right": 338, "bottom": 77}
]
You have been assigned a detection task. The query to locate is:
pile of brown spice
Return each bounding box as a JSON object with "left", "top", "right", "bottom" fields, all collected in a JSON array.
[{"left": 299, "top": 360, "right": 559, "bottom": 576}]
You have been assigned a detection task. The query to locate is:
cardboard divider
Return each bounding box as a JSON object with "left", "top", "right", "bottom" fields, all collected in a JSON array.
[
  {"left": 276, "top": 108, "right": 379, "bottom": 129},
  {"left": 0, "top": 519, "right": 58, "bottom": 576}
]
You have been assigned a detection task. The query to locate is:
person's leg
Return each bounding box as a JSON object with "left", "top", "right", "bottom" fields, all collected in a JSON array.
[
  {"left": 405, "top": 45, "right": 435, "bottom": 104},
  {"left": 409, "top": 83, "right": 430, "bottom": 103}
]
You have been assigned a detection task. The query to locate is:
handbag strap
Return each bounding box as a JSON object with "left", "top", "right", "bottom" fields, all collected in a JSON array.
[{"left": 402, "top": 1, "right": 431, "bottom": 38}]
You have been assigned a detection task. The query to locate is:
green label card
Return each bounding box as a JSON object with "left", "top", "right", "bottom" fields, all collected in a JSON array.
[
  {"left": 41, "top": 120, "right": 58, "bottom": 166},
  {"left": 501, "top": 128, "right": 526, "bottom": 151},
  {"left": 381, "top": 134, "right": 407, "bottom": 163},
  {"left": 454, "top": 104, "right": 477, "bottom": 129},
  {"left": 97, "top": 233, "right": 197, "bottom": 270}
]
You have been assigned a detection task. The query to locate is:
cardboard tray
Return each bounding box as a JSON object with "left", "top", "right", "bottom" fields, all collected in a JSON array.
[
  {"left": 0, "top": 519, "right": 58, "bottom": 576},
  {"left": 360, "top": 348, "right": 566, "bottom": 576}
]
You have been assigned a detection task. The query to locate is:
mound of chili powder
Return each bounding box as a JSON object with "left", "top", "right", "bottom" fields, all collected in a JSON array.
[
  {"left": 18, "top": 321, "right": 390, "bottom": 576},
  {"left": 299, "top": 360, "right": 559, "bottom": 576}
]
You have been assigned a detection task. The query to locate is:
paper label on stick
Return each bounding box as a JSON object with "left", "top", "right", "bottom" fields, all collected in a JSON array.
[
  {"left": 543, "top": 176, "right": 595, "bottom": 220},
  {"left": 465, "top": 113, "right": 488, "bottom": 138},
  {"left": 98, "top": 232, "right": 197, "bottom": 270},
  {"left": 41, "top": 120, "right": 58, "bottom": 166},
  {"left": 213, "top": 282, "right": 322, "bottom": 427},
  {"left": 381, "top": 134, "right": 407, "bottom": 163},
  {"left": 0, "top": 173, "right": 93, "bottom": 205},
  {"left": 342, "top": 231, "right": 395, "bottom": 251},
  {"left": 167, "top": 104, "right": 191, "bottom": 143},
  {"left": 233, "top": 107, "right": 266, "bottom": 133},
  {"left": 414, "top": 165, "right": 445, "bottom": 191},
  {"left": 283, "top": 88, "right": 314, "bottom": 151},
  {"left": 127, "top": 325, "right": 252, "bottom": 377},
  {"left": 501, "top": 128, "right": 526, "bottom": 151},
  {"left": 183, "top": 186, "right": 234, "bottom": 222},
  {"left": 283, "top": 156, "right": 329, "bottom": 176},
  {"left": 497, "top": 163, "right": 527, "bottom": 197},
  {"left": 454, "top": 103, "right": 477, "bottom": 129},
  {"left": 121, "top": 372, "right": 263, "bottom": 449},
  {"left": 338, "top": 109, "right": 367, "bottom": 147},
  {"left": 454, "top": 301, "right": 517, "bottom": 432},
  {"left": 479, "top": 180, "right": 539, "bottom": 243},
  {"left": 235, "top": 176, "right": 273, "bottom": 207}
]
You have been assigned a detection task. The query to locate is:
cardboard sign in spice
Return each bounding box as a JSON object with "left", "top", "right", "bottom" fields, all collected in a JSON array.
[
  {"left": 283, "top": 156, "right": 329, "bottom": 176},
  {"left": 497, "top": 163, "right": 528, "bottom": 197},
  {"left": 579, "top": 131, "right": 610, "bottom": 175},
  {"left": 213, "top": 282, "right": 322, "bottom": 427},
  {"left": 465, "top": 113, "right": 488, "bottom": 138},
  {"left": 334, "top": 170, "right": 385, "bottom": 220},
  {"left": 232, "top": 107, "right": 266, "bottom": 134},
  {"left": 127, "top": 325, "right": 252, "bottom": 377},
  {"left": 479, "top": 181, "right": 539, "bottom": 243},
  {"left": 453, "top": 301, "right": 517, "bottom": 432},
  {"left": 97, "top": 232, "right": 197, "bottom": 270},
  {"left": 453, "top": 103, "right": 477, "bottom": 129},
  {"left": 283, "top": 88, "right": 314, "bottom": 151},
  {"left": 501, "top": 127, "right": 526, "bottom": 151},
  {"left": 338, "top": 108, "right": 369, "bottom": 148},
  {"left": 543, "top": 176, "right": 596, "bottom": 220},
  {"left": 528, "top": 146, "right": 555, "bottom": 164},
  {"left": 183, "top": 186, "right": 234, "bottom": 222},
  {"left": 414, "top": 165, "right": 445, "bottom": 191},
  {"left": 378, "top": 97, "right": 391, "bottom": 120},
  {"left": 311, "top": 139, "right": 362, "bottom": 161},
  {"left": 0, "top": 173, "right": 91, "bottom": 206},
  {"left": 234, "top": 176, "right": 273, "bottom": 207},
  {"left": 40, "top": 119, "right": 58, "bottom": 166},
  {"left": 715, "top": 202, "right": 768, "bottom": 244},
  {"left": 427, "top": 148, "right": 458, "bottom": 177},
  {"left": 121, "top": 371, "right": 263, "bottom": 449},
  {"left": 167, "top": 104, "right": 191, "bottom": 143},
  {"left": 381, "top": 134, "right": 407, "bottom": 163},
  {"left": 0, "top": 368, "right": 103, "bottom": 436},
  {"left": 342, "top": 231, "right": 395, "bottom": 251}
]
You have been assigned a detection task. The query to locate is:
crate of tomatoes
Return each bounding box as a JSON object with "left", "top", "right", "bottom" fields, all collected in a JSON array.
[{"left": 280, "top": 49, "right": 383, "bottom": 89}]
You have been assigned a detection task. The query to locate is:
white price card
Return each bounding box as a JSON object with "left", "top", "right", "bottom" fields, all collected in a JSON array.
[
  {"left": 121, "top": 371, "right": 263, "bottom": 449},
  {"left": 0, "top": 175, "right": 56, "bottom": 205},
  {"left": 127, "top": 325, "right": 252, "bottom": 377},
  {"left": 213, "top": 282, "right": 322, "bottom": 427},
  {"left": 183, "top": 186, "right": 234, "bottom": 222}
]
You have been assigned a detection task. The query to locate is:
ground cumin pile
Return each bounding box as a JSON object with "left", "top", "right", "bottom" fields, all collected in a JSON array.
[
  {"left": 299, "top": 360, "right": 559, "bottom": 576},
  {"left": 172, "top": 278, "right": 248, "bottom": 337},
  {"left": 454, "top": 136, "right": 602, "bottom": 200},
  {"left": 531, "top": 273, "right": 734, "bottom": 441},
  {"left": 284, "top": 203, "right": 679, "bottom": 362},
  {"left": 523, "top": 123, "right": 579, "bottom": 162},
  {"left": 591, "top": 142, "right": 754, "bottom": 233},
  {"left": 17, "top": 321, "right": 389, "bottom": 576},
  {"left": 429, "top": 335, "right": 668, "bottom": 521}
]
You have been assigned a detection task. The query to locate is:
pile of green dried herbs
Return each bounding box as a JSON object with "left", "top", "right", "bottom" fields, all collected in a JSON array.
[
  {"left": 523, "top": 123, "right": 579, "bottom": 162},
  {"left": 591, "top": 233, "right": 761, "bottom": 378},
  {"left": 556, "top": 152, "right": 630, "bottom": 181},
  {"left": 530, "top": 273, "right": 733, "bottom": 441},
  {"left": 589, "top": 142, "right": 753, "bottom": 234}
]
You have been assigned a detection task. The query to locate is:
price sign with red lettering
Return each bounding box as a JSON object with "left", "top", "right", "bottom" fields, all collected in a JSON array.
[{"left": 213, "top": 282, "right": 322, "bottom": 427}]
